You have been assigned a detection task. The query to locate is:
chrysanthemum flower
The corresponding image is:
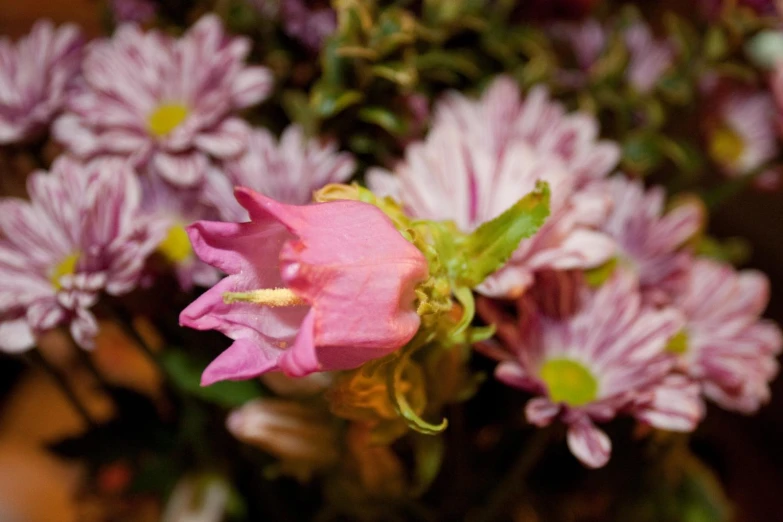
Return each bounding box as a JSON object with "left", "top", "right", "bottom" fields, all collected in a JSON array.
[
  {"left": 248, "top": 0, "right": 337, "bottom": 52},
  {"left": 598, "top": 176, "right": 703, "bottom": 301},
  {"left": 223, "top": 125, "right": 354, "bottom": 218},
  {"left": 368, "top": 76, "right": 619, "bottom": 298},
  {"left": 0, "top": 21, "right": 83, "bottom": 145},
  {"left": 53, "top": 15, "right": 272, "bottom": 187},
  {"left": 707, "top": 90, "right": 778, "bottom": 184},
  {"left": 179, "top": 187, "right": 428, "bottom": 385},
  {"left": 624, "top": 22, "right": 674, "bottom": 94},
  {"left": 548, "top": 20, "right": 607, "bottom": 89},
  {"left": 280, "top": 0, "right": 337, "bottom": 52},
  {"left": 140, "top": 171, "right": 233, "bottom": 289},
  {"left": 0, "top": 157, "right": 164, "bottom": 352},
  {"left": 111, "top": 0, "right": 157, "bottom": 24},
  {"left": 478, "top": 272, "right": 700, "bottom": 468},
  {"left": 672, "top": 259, "right": 782, "bottom": 413}
]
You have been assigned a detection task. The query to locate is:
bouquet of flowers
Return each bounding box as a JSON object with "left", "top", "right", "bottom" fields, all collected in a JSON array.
[{"left": 1, "top": 0, "right": 782, "bottom": 520}]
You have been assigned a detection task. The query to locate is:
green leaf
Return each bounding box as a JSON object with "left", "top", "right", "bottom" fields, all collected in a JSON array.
[
  {"left": 310, "top": 85, "right": 364, "bottom": 118},
  {"left": 696, "top": 235, "right": 751, "bottom": 265},
  {"left": 385, "top": 342, "right": 447, "bottom": 435},
  {"left": 657, "top": 136, "right": 704, "bottom": 175},
  {"left": 704, "top": 27, "right": 729, "bottom": 61},
  {"left": 369, "top": 62, "right": 418, "bottom": 88},
  {"left": 622, "top": 134, "right": 664, "bottom": 174},
  {"left": 458, "top": 181, "right": 550, "bottom": 288},
  {"left": 359, "top": 106, "right": 408, "bottom": 134},
  {"left": 415, "top": 50, "right": 482, "bottom": 79},
  {"left": 160, "top": 349, "right": 266, "bottom": 408},
  {"left": 410, "top": 434, "right": 445, "bottom": 497}
]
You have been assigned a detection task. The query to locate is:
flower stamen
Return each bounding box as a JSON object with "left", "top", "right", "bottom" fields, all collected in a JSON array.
[
  {"left": 223, "top": 288, "right": 307, "bottom": 307},
  {"left": 148, "top": 103, "right": 189, "bottom": 137},
  {"left": 50, "top": 252, "right": 80, "bottom": 290},
  {"left": 157, "top": 224, "right": 192, "bottom": 263},
  {"left": 709, "top": 125, "right": 744, "bottom": 167},
  {"left": 540, "top": 358, "right": 598, "bottom": 407}
]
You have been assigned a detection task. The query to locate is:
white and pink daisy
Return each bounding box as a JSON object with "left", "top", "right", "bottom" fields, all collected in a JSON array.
[
  {"left": 548, "top": 19, "right": 607, "bottom": 89},
  {"left": 0, "top": 21, "right": 83, "bottom": 145},
  {"left": 111, "top": 0, "right": 158, "bottom": 24},
  {"left": 368, "top": 76, "right": 620, "bottom": 298},
  {"left": 139, "top": 170, "right": 233, "bottom": 290},
  {"left": 249, "top": 0, "right": 337, "bottom": 52},
  {"left": 623, "top": 22, "right": 674, "bottom": 94},
  {"left": 597, "top": 176, "right": 704, "bottom": 302},
  {"left": 707, "top": 89, "right": 779, "bottom": 186},
  {"left": 0, "top": 157, "right": 164, "bottom": 352},
  {"left": 279, "top": 0, "right": 337, "bottom": 52},
  {"left": 53, "top": 14, "right": 273, "bottom": 187},
  {"left": 672, "top": 259, "right": 782, "bottom": 413},
  {"left": 224, "top": 124, "right": 355, "bottom": 215},
  {"left": 478, "top": 272, "right": 701, "bottom": 468}
]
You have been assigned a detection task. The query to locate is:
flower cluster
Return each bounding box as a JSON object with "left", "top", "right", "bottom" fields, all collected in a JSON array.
[
  {"left": 367, "top": 77, "right": 779, "bottom": 467},
  {"left": 0, "top": 15, "right": 361, "bottom": 348},
  {"left": 0, "top": 3, "right": 781, "bottom": 518}
]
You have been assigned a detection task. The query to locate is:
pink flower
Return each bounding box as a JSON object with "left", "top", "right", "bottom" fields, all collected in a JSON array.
[
  {"left": 111, "top": 0, "right": 157, "bottom": 24},
  {"left": 279, "top": 0, "right": 337, "bottom": 52},
  {"left": 179, "top": 188, "right": 429, "bottom": 385},
  {"left": 478, "top": 272, "right": 699, "bottom": 468},
  {"left": 598, "top": 176, "right": 704, "bottom": 301},
  {"left": 139, "top": 170, "right": 233, "bottom": 289},
  {"left": 672, "top": 259, "right": 782, "bottom": 413},
  {"left": 368, "top": 77, "right": 619, "bottom": 298},
  {"left": 548, "top": 20, "right": 607, "bottom": 89},
  {"left": 0, "top": 157, "right": 164, "bottom": 352},
  {"left": 53, "top": 15, "right": 272, "bottom": 187},
  {"left": 0, "top": 21, "right": 83, "bottom": 145},
  {"left": 708, "top": 89, "right": 779, "bottom": 185},
  {"left": 249, "top": 0, "right": 337, "bottom": 52},
  {"left": 222, "top": 125, "right": 355, "bottom": 220},
  {"left": 624, "top": 22, "right": 674, "bottom": 94}
]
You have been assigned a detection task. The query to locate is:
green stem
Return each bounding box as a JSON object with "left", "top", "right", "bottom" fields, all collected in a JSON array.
[
  {"left": 25, "top": 351, "right": 97, "bottom": 430},
  {"left": 469, "top": 427, "right": 553, "bottom": 522}
]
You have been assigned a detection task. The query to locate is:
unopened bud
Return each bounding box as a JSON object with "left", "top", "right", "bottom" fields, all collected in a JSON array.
[{"left": 227, "top": 399, "right": 339, "bottom": 480}]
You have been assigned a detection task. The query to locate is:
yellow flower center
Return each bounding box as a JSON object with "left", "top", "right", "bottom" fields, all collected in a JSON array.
[
  {"left": 50, "top": 252, "right": 80, "bottom": 290},
  {"left": 157, "top": 225, "right": 193, "bottom": 264},
  {"left": 539, "top": 358, "right": 598, "bottom": 407},
  {"left": 147, "top": 103, "right": 189, "bottom": 137},
  {"left": 665, "top": 330, "right": 689, "bottom": 355},
  {"left": 709, "top": 125, "right": 745, "bottom": 167}
]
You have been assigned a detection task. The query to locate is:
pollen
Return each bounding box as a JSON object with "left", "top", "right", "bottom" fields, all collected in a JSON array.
[
  {"left": 50, "top": 252, "right": 80, "bottom": 290},
  {"left": 147, "top": 103, "right": 189, "bottom": 137},
  {"left": 540, "top": 358, "right": 599, "bottom": 407},
  {"left": 157, "top": 225, "right": 193, "bottom": 264}
]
